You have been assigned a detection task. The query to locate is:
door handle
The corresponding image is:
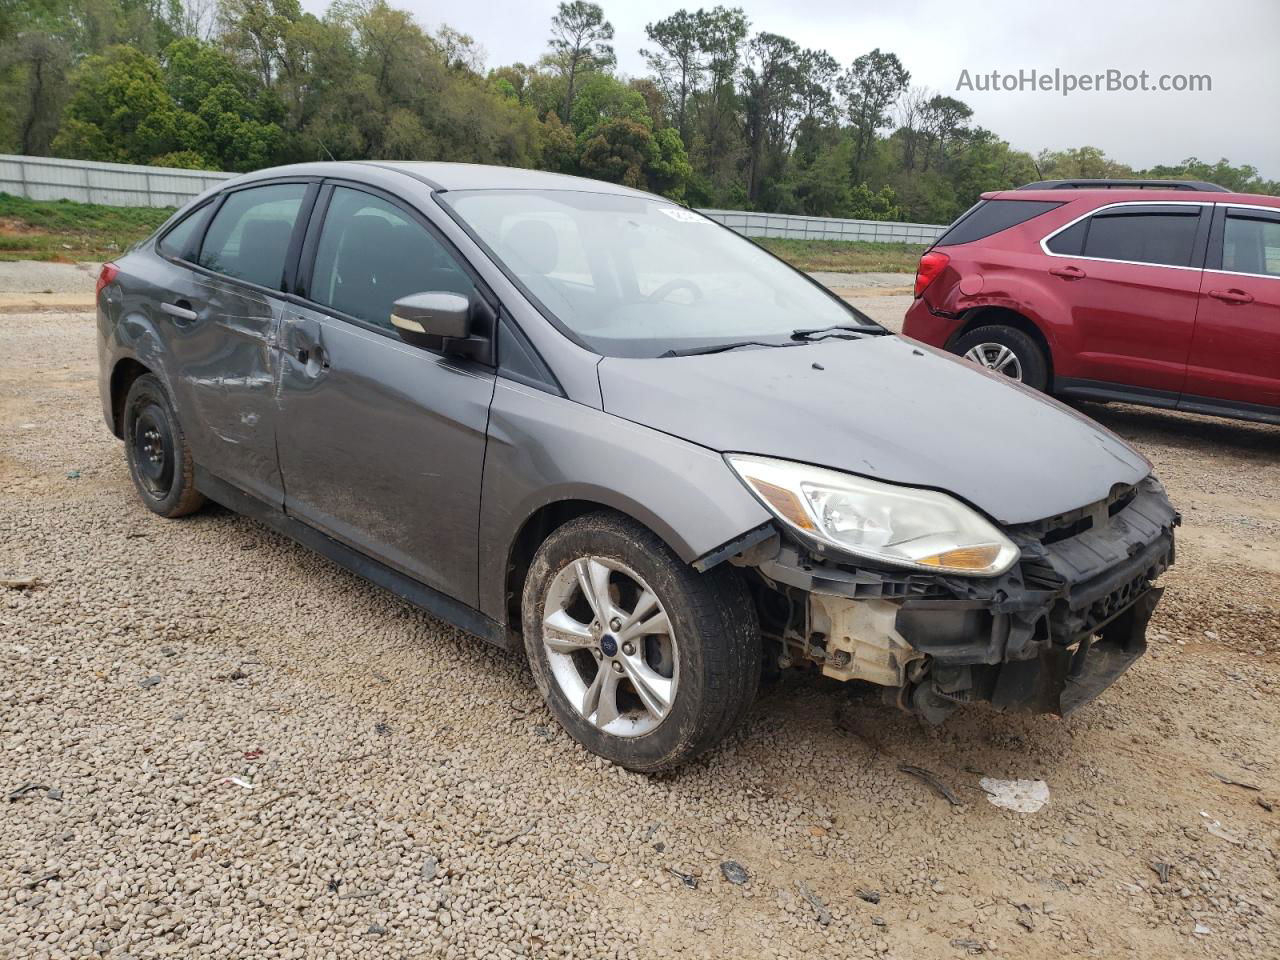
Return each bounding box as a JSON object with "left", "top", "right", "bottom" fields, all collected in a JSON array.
[
  {"left": 1207, "top": 288, "right": 1254, "bottom": 305},
  {"left": 1049, "top": 265, "right": 1087, "bottom": 280},
  {"left": 160, "top": 300, "right": 198, "bottom": 322}
]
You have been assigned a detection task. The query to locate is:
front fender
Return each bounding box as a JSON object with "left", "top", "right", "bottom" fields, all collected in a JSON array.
[{"left": 477, "top": 379, "right": 772, "bottom": 624}]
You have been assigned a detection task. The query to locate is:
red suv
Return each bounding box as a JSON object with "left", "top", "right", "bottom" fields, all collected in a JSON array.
[{"left": 903, "top": 179, "right": 1280, "bottom": 425}]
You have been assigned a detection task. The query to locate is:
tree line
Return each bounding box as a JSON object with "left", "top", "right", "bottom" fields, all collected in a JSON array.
[{"left": 2, "top": 0, "right": 1276, "bottom": 224}]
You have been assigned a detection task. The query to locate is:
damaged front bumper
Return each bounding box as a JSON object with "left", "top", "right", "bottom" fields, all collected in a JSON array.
[{"left": 745, "top": 475, "right": 1178, "bottom": 720}]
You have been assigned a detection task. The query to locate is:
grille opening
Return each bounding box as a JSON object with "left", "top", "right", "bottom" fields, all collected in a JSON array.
[{"left": 1041, "top": 514, "right": 1094, "bottom": 545}]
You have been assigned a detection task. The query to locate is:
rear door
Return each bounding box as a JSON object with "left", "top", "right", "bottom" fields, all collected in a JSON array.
[
  {"left": 1181, "top": 205, "right": 1280, "bottom": 417},
  {"left": 276, "top": 182, "right": 496, "bottom": 605},
  {"left": 1042, "top": 203, "right": 1208, "bottom": 398},
  {"left": 158, "top": 180, "right": 315, "bottom": 506}
]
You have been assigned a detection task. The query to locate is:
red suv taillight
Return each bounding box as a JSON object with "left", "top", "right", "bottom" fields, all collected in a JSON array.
[
  {"left": 96, "top": 262, "right": 119, "bottom": 300},
  {"left": 913, "top": 251, "right": 950, "bottom": 299}
]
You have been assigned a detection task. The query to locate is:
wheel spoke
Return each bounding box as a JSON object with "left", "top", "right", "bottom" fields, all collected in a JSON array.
[
  {"left": 583, "top": 662, "right": 621, "bottom": 729},
  {"left": 543, "top": 608, "right": 594, "bottom": 654},
  {"left": 618, "top": 608, "right": 669, "bottom": 643},
  {"left": 620, "top": 655, "right": 673, "bottom": 720},
  {"left": 574, "top": 558, "right": 614, "bottom": 624},
  {"left": 993, "top": 346, "right": 1013, "bottom": 371}
]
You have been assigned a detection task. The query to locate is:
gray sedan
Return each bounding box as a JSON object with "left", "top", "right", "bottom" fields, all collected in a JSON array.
[{"left": 97, "top": 162, "right": 1177, "bottom": 770}]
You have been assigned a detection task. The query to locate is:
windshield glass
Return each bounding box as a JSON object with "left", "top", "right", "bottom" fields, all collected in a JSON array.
[{"left": 439, "top": 189, "right": 873, "bottom": 358}]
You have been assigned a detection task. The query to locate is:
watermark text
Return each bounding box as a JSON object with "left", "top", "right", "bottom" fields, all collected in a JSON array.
[{"left": 957, "top": 68, "right": 1211, "bottom": 96}]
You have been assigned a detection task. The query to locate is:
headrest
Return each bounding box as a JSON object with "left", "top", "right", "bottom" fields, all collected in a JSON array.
[
  {"left": 502, "top": 218, "right": 559, "bottom": 276},
  {"left": 237, "top": 218, "right": 293, "bottom": 286}
]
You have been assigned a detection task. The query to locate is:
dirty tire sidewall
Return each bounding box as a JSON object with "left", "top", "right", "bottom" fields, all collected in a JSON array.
[
  {"left": 953, "top": 324, "right": 1050, "bottom": 393},
  {"left": 522, "top": 511, "right": 760, "bottom": 773},
  {"left": 123, "top": 374, "right": 205, "bottom": 519}
]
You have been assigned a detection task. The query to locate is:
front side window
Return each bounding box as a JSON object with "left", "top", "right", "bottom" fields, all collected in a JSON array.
[
  {"left": 310, "top": 187, "right": 475, "bottom": 331},
  {"left": 198, "top": 183, "right": 307, "bottom": 289},
  {"left": 1077, "top": 208, "right": 1201, "bottom": 267},
  {"left": 1222, "top": 211, "right": 1280, "bottom": 277},
  {"left": 441, "top": 189, "right": 869, "bottom": 358}
]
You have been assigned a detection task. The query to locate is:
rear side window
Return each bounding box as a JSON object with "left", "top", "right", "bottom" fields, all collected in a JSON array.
[
  {"left": 198, "top": 184, "right": 307, "bottom": 289},
  {"left": 157, "top": 203, "right": 212, "bottom": 261},
  {"left": 1078, "top": 208, "right": 1201, "bottom": 267},
  {"left": 1222, "top": 210, "right": 1280, "bottom": 277},
  {"left": 935, "top": 199, "right": 1063, "bottom": 246},
  {"left": 309, "top": 186, "right": 476, "bottom": 331}
]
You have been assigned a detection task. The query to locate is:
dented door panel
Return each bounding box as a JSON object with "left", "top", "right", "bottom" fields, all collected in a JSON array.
[{"left": 126, "top": 254, "right": 287, "bottom": 507}]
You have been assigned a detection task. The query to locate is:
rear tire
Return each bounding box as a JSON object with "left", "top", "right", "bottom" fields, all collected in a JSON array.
[
  {"left": 122, "top": 373, "right": 205, "bottom": 518},
  {"left": 521, "top": 511, "right": 760, "bottom": 772},
  {"left": 953, "top": 324, "right": 1049, "bottom": 392}
]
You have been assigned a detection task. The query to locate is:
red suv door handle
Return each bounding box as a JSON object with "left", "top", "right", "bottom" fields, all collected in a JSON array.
[
  {"left": 1049, "top": 265, "right": 1087, "bottom": 280},
  {"left": 1207, "top": 288, "right": 1254, "bottom": 305}
]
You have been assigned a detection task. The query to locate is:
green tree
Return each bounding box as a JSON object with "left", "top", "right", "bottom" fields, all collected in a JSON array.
[
  {"left": 839, "top": 48, "right": 909, "bottom": 181},
  {"left": 740, "top": 32, "right": 802, "bottom": 204},
  {"left": 546, "top": 1, "right": 613, "bottom": 123},
  {"left": 52, "top": 45, "right": 182, "bottom": 163},
  {"left": 641, "top": 9, "right": 701, "bottom": 146}
]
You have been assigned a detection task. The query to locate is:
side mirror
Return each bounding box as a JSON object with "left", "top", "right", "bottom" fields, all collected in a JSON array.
[{"left": 391, "top": 292, "right": 471, "bottom": 345}]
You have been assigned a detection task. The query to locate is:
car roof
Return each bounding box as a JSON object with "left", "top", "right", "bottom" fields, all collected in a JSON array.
[
  {"left": 222, "top": 160, "right": 656, "bottom": 198},
  {"left": 984, "top": 187, "right": 1280, "bottom": 208}
]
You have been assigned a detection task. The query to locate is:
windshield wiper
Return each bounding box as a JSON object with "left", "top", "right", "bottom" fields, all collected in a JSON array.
[
  {"left": 790, "top": 323, "right": 886, "bottom": 342},
  {"left": 660, "top": 340, "right": 798, "bottom": 358}
]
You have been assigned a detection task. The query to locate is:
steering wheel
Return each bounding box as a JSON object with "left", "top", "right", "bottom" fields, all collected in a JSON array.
[{"left": 646, "top": 277, "right": 704, "bottom": 303}]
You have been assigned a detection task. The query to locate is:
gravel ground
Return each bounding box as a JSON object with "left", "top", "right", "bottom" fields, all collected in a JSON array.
[
  {"left": 0, "top": 262, "right": 101, "bottom": 295},
  {"left": 2, "top": 308, "right": 1278, "bottom": 960}
]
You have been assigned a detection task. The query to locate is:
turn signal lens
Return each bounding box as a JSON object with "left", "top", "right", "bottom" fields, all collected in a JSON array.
[
  {"left": 745, "top": 478, "right": 816, "bottom": 531},
  {"left": 916, "top": 545, "right": 1004, "bottom": 571},
  {"left": 913, "top": 251, "right": 950, "bottom": 298}
]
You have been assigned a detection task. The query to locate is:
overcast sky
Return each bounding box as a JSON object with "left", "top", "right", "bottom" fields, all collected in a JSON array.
[{"left": 302, "top": 0, "right": 1280, "bottom": 178}]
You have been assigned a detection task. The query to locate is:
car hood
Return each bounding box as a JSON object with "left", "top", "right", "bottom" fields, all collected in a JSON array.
[{"left": 597, "top": 335, "right": 1150, "bottom": 526}]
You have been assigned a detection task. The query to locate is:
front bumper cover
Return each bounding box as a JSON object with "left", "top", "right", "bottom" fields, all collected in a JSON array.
[{"left": 754, "top": 475, "right": 1177, "bottom": 716}]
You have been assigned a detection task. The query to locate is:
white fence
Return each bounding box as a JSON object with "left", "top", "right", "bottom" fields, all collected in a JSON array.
[
  {"left": 699, "top": 209, "right": 945, "bottom": 245},
  {"left": 0, "top": 153, "right": 946, "bottom": 244},
  {"left": 0, "top": 154, "right": 232, "bottom": 208}
]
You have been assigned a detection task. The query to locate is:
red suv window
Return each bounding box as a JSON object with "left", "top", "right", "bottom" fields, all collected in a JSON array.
[
  {"left": 1047, "top": 205, "right": 1203, "bottom": 267},
  {"left": 935, "top": 199, "right": 1063, "bottom": 246}
]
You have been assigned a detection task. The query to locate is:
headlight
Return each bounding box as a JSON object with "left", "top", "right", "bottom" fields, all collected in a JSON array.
[{"left": 726, "top": 454, "right": 1019, "bottom": 576}]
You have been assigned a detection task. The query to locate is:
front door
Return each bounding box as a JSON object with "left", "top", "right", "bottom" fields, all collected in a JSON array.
[
  {"left": 276, "top": 184, "right": 495, "bottom": 604},
  {"left": 1183, "top": 205, "right": 1280, "bottom": 416}
]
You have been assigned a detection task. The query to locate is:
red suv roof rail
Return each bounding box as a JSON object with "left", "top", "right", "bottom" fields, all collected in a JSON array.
[{"left": 1016, "top": 178, "right": 1230, "bottom": 193}]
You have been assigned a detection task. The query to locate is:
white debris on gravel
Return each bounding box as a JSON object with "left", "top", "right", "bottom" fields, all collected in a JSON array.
[
  {"left": 2, "top": 309, "right": 1279, "bottom": 960},
  {"left": 979, "top": 778, "right": 1051, "bottom": 813}
]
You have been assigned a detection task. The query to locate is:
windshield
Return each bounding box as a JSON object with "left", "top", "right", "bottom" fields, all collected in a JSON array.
[{"left": 439, "top": 189, "right": 874, "bottom": 358}]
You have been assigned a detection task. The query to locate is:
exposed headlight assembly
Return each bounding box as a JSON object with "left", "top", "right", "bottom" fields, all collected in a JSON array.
[{"left": 726, "top": 454, "right": 1019, "bottom": 577}]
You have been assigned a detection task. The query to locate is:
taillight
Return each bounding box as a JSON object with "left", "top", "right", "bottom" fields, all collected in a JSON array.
[
  {"left": 913, "top": 251, "right": 950, "bottom": 299},
  {"left": 96, "top": 262, "right": 119, "bottom": 300}
]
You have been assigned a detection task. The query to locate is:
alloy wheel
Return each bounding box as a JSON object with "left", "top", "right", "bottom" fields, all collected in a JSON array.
[
  {"left": 540, "top": 557, "right": 678, "bottom": 738},
  {"left": 963, "top": 342, "right": 1024, "bottom": 381}
]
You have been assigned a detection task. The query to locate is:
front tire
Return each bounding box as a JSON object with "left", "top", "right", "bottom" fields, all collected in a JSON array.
[
  {"left": 521, "top": 512, "right": 760, "bottom": 772},
  {"left": 122, "top": 373, "right": 205, "bottom": 518},
  {"left": 952, "top": 324, "right": 1049, "bottom": 392}
]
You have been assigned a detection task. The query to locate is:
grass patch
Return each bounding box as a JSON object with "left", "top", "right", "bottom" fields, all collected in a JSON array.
[
  {"left": 0, "top": 193, "right": 173, "bottom": 262},
  {"left": 755, "top": 237, "right": 925, "bottom": 274}
]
